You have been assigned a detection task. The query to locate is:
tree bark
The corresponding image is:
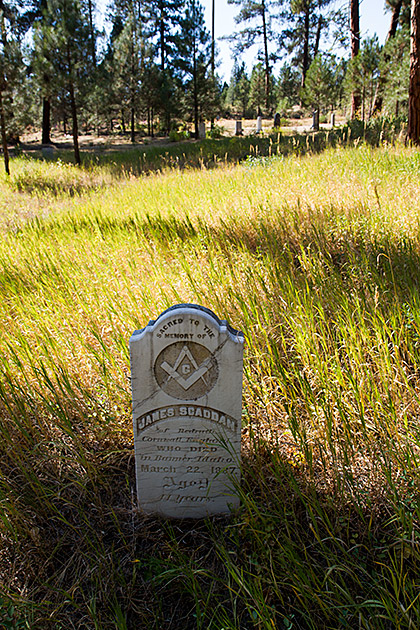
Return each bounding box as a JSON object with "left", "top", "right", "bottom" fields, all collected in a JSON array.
[
  {"left": 0, "top": 90, "right": 9, "bottom": 176},
  {"left": 408, "top": 0, "right": 420, "bottom": 143},
  {"left": 131, "top": 105, "right": 135, "bottom": 143},
  {"left": 69, "top": 80, "right": 81, "bottom": 165},
  {"left": 301, "top": 2, "right": 310, "bottom": 88},
  {"left": 211, "top": 0, "right": 215, "bottom": 127},
  {"left": 371, "top": 0, "right": 403, "bottom": 115},
  {"left": 350, "top": 0, "right": 361, "bottom": 118},
  {"left": 261, "top": 0, "right": 270, "bottom": 110},
  {"left": 42, "top": 96, "right": 51, "bottom": 145},
  {"left": 66, "top": 43, "right": 81, "bottom": 165},
  {"left": 193, "top": 10, "right": 199, "bottom": 139},
  {"left": 87, "top": 0, "right": 96, "bottom": 67}
]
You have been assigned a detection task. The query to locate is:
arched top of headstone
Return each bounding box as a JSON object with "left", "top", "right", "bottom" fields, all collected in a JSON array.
[{"left": 132, "top": 303, "right": 244, "bottom": 340}]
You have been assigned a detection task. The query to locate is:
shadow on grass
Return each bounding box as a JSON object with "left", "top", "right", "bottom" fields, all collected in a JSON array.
[{"left": 0, "top": 405, "right": 417, "bottom": 630}]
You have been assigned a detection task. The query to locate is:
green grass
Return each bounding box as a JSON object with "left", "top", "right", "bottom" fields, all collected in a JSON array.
[{"left": 1, "top": 137, "right": 420, "bottom": 628}]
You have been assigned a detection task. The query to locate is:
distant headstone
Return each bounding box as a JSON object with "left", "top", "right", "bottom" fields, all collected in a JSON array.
[
  {"left": 235, "top": 120, "right": 243, "bottom": 136},
  {"left": 274, "top": 113, "right": 281, "bottom": 128},
  {"left": 330, "top": 112, "right": 335, "bottom": 127},
  {"left": 312, "top": 109, "right": 319, "bottom": 131},
  {"left": 198, "top": 122, "right": 206, "bottom": 139},
  {"left": 130, "top": 304, "right": 244, "bottom": 518},
  {"left": 256, "top": 116, "right": 262, "bottom": 133},
  {"left": 42, "top": 146, "right": 54, "bottom": 160}
]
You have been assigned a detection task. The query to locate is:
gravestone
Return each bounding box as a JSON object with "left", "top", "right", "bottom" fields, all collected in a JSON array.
[
  {"left": 198, "top": 122, "right": 206, "bottom": 139},
  {"left": 330, "top": 112, "right": 335, "bottom": 127},
  {"left": 256, "top": 116, "right": 262, "bottom": 133},
  {"left": 42, "top": 145, "right": 54, "bottom": 160},
  {"left": 312, "top": 109, "right": 319, "bottom": 131},
  {"left": 235, "top": 120, "right": 243, "bottom": 136},
  {"left": 130, "top": 304, "right": 244, "bottom": 518},
  {"left": 274, "top": 112, "right": 281, "bottom": 128}
]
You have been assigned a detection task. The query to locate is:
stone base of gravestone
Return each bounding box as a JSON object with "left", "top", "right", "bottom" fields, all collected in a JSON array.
[
  {"left": 130, "top": 304, "right": 244, "bottom": 519},
  {"left": 235, "top": 120, "right": 243, "bottom": 136},
  {"left": 198, "top": 122, "right": 206, "bottom": 139}
]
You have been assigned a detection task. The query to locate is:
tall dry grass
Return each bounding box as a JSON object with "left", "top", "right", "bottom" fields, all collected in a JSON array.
[{"left": 0, "top": 142, "right": 420, "bottom": 628}]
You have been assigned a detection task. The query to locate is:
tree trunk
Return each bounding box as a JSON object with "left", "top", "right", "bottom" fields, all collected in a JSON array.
[
  {"left": 371, "top": 0, "right": 403, "bottom": 115},
  {"left": 211, "top": 0, "right": 215, "bottom": 127},
  {"left": 314, "top": 13, "right": 322, "bottom": 57},
  {"left": 69, "top": 80, "right": 81, "bottom": 165},
  {"left": 301, "top": 3, "right": 310, "bottom": 88},
  {"left": 408, "top": 0, "right": 420, "bottom": 143},
  {"left": 0, "top": 89, "right": 9, "bottom": 176},
  {"left": 131, "top": 105, "right": 135, "bottom": 143},
  {"left": 350, "top": 0, "right": 361, "bottom": 118},
  {"left": 261, "top": 0, "right": 270, "bottom": 110},
  {"left": 159, "top": 0, "right": 165, "bottom": 71},
  {"left": 0, "top": 2, "right": 9, "bottom": 174},
  {"left": 42, "top": 95, "right": 51, "bottom": 145},
  {"left": 87, "top": 0, "right": 96, "bottom": 67},
  {"left": 193, "top": 32, "right": 198, "bottom": 139},
  {"left": 66, "top": 43, "right": 81, "bottom": 165}
]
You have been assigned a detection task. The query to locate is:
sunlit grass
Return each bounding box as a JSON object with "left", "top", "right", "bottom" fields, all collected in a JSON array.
[{"left": 1, "top": 142, "right": 420, "bottom": 628}]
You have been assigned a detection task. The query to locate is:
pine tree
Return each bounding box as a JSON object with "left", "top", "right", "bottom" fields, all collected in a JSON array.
[
  {"left": 280, "top": 0, "right": 342, "bottom": 90},
  {"left": 345, "top": 36, "right": 381, "bottom": 121},
  {"left": 249, "top": 62, "right": 266, "bottom": 115},
  {"left": 0, "top": 0, "right": 25, "bottom": 174},
  {"left": 227, "top": 0, "right": 276, "bottom": 111},
  {"left": 34, "top": 0, "right": 92, "bottom": 164},
  {"left": 226, "top": 62, "right": 250, "bottom": 117},
  {"left": 176, "top": 0, "right": 212, "bottom": 138}
]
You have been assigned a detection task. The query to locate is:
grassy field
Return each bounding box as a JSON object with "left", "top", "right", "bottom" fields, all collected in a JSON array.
[{"left": 1, "top": 135, "right": 420, "bottom": 628}]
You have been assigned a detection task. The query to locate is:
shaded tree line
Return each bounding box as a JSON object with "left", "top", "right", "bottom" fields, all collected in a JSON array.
[{"left": 1, "top": 0, "right": 420, "bottom": 168}]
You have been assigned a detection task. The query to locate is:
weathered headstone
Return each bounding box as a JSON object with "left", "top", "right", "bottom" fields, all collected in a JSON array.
[
  {"left": 312, "top": 109, "right": 319, "bottom": 131},
  {"left": 274, "top": 112, "right": 281, "bottom": 128},
  {"left": 130, "top": 304, "right": 244, "bottom": 518},
  {"left": 330, "top": 112, "right": 335, "bottom": 127},
  {"left": 198, "top": 122, "right": 206, "bottom": 139},
  {"left": 235, "top": 120, "right": 243, "bottom": 136},
  {"left": 256, "top": 116, "right": 262, "bottom": 133}
]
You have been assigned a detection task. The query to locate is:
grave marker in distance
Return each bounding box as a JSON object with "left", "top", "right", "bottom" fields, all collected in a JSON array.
[{"left": 130, "top": 304, "right": 244, "bottom": 518}]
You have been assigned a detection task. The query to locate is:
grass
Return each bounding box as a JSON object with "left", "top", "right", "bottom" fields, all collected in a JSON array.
[{"left": 1, "top": 133, "right": 420, "bottom": 628}]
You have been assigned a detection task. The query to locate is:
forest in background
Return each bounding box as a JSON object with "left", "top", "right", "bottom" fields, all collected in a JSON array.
[{"left": 0, "top": 0, "right": 412, "bottom": 158}]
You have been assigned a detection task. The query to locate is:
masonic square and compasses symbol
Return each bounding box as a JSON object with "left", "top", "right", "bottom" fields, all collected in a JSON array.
[{"left": 154, "top": 341, "right": 219, "bottom": 400}]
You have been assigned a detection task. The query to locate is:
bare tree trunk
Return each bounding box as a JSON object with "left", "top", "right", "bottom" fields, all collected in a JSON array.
[
  {"left": 261, "top": 0, "right": 270, "bottom": 110},
  {"left": 371, "top": 0, "right": 403, "bottom": 115},
  {"left": 0, "top": 3, "right": 10, "bottom": 174},
  {"left": 193, "top": 17, "right": 199, "bottom": 139},
  {"left": 131, "top": 105, "right": 135, "bottom": 143},
  {"left": 69, "top": 80, "right": 81, "bottom": 165},
  {"left": 0, "top": 89, "right": 9, "bottom": 175},
  {"left": 211, "top": 0, "right": 215, "bottom": 127},
  {"left": 87, "top": 0, "right": 96, "bottom": 67},
  {"left": 301, "top": 2, "right": 310, "bottom": 88},
  {"left": 350, "top": 0, "right": 361, "bottom": 118},
  {"left": 66, "top": 43, "right": 81, "bottom": 165},
  {"left": 42, "top": 96, "right": 51, "bottom": 144},
  {"left": 408, "top": 0, "right": 420, "bottom": 143}
]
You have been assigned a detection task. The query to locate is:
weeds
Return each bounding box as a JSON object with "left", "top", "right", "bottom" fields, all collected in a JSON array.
[{"left": 0, "top": 139, "right": 420, "bottom": 627}]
